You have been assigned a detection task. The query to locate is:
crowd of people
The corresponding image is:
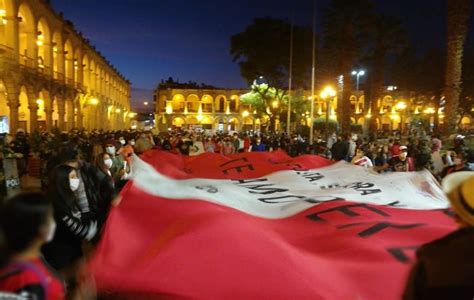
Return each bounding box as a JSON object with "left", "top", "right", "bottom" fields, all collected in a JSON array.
[{"left": 0, "top": 127, "right": 473, "bottom": 298}]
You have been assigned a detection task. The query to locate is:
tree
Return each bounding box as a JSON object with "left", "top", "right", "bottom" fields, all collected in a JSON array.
[
  {"left": 240, "top": 81, "right": 288, "bottom": 131},
  {"left": 457, "top": 96, "right": 474, "bottom": 129},
  {"left": 443, "top": 0, "right": 471, "bottom": 134},
  {"left": 366, "top": 14, "right": 408, "bottom": 132},
  {"left": 322, "top": 0, "right": 375, "bottom": 133},
  {"left": 230, "top": 18, "right": 312, "bottom": 88}
]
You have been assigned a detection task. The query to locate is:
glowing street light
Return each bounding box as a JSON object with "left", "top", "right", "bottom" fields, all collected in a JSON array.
[
  {"left": 89, "top": 98, "right": 99, "bottom": 105},
  {"left": 143, "top": 101, "right": 149, "bottom": 106},
  {"left": 395, "top": 101, "right": 407, "bottom": 111},
  {"left": 320, "top": 86, "right": 337, "bottom": 136},
  {"left": 242, "top": 110, "right": 249, "bottom": 117},
  {"left": 272, "top": 100, "right": 279, "bottom": 109},
  {"left": 351, "top": 70, "right": 365, "bottom": 91}
]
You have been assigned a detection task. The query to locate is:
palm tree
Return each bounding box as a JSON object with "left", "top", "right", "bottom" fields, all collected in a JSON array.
[
  {"left": 366, "top": 15, "right": 408, "bottom": 133},
  {"left": 444, "top": 0, "right": 471, "bottom": 135},
  {"left": 322, "top": 0, "right": 375, "bottom": 133}
]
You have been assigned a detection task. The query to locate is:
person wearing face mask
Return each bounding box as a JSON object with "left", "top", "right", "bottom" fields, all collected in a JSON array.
[
  {"left": 388, "top": 145, "right": 414, "bottom": 172},
  {"left": 42, "top": 165, "right": 98, "bottom": 283},
  {"left": 0, "top": 192, "right": 65, "bottom": 299},
  {"left": 118, "top": 137, "right": 126, "bottom": 147},
  {"left": 94, "top": 153, "right": 116, "bottom": 229},
  {"left": 440, "top": 151, "right": 471, "bottom": 179},
  {"left": 104, "top": 143, "right": 126, "bottom": 186}
]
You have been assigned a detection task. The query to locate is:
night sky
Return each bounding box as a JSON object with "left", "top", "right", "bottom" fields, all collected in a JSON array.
[{"left": 50, "top": 0, "right": 473, "bottom": 94}]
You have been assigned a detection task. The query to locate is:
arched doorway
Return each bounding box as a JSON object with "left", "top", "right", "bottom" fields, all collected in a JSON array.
[
  {"left": 215, "top": 95, "right": 226, "bottom": 113},
  {"left": 201, "top": 95, "right": 213, "bottom": 113},
  {"left": 52, "top": 96, "right": 60, "bottom": 129},
  {"left": 82, "top": 55, "right": 90, "bottom": 88},
  {"left": 186, "top": 94, "right": 199, "bottom": 113},
  {"left": 18, "top": 86, "right": 29, "bottom": 132},
  {"left": 228, "top": 117, "right": 240, "bottom": 131},
  {"left": 64, "top": 39, "right": 74, "bottom": 83},
  {"left": 229, "top": 95, "right": 239, "bottom": 112},
  {"left": 171, "top": 94, "right": 185, "bottom": 113},
  {"left": 36, "top": 90, "right": 48, "bottom": 131},
  {"left": 172, "top": 117, "right": 185, "bottom": 128},
  {"left": 37, "top": 18, "right": 51, "bottom": 71},
  {"left": 52, "top": 31, "right": 63, "bottom": 79},
  {"left": 18, "top": 3, "right": 35, "bottom": 66}
]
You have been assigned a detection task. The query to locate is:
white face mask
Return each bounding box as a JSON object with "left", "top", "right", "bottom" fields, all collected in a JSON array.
[
  {"left": 399, "top": 152, "right": 407, "bottom": 159},
  {"left": 119, "top": 139, "right": 126, "bottom": 145},
  {"left": 454, "top": 158, "right": 463, "bottom": 165},
  {"left": 104, "top": 158, "right": 113, "bottom": 169},
  {"left": 70, "top": 178, "right": 80, "bottom": 191},
  {"left": 106, "top": 146, "right": 116, "bottom": 155},
  {"left": 130, "top": 141, "right": 135, "bottom": 146},
  {"left": 45, "top": 220, "right": 56, "bottom": 243}
]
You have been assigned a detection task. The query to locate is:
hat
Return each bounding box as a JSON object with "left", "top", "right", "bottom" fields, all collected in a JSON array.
[
  {"left": 399, "top": 145, "right": 408, "bottom": 151},
  {"left": 442, "top": 171, "right": 474, "bottom": 225}
]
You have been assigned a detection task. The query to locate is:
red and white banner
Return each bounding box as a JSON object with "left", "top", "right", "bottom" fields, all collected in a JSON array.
[{"left": 89, "top": 150, "right": 456, "bottom": 299}]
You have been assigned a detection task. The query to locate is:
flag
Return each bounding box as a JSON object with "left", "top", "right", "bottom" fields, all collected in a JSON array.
[{"left": 89, "top": 150, "right": 456, "bottom": 299}]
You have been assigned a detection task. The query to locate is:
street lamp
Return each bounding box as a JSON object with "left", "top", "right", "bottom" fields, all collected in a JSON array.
[
  {"left": 351, "top": 70, "right": 365, "bottom": 91},
  {"left": 320, "top": 86, "right": 336, "bottom": 136},
  {"left": 89, "top": 98, "right": 99, "bottom": 105}
]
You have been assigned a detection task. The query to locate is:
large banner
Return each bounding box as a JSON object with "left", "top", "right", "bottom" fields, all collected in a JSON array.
[{"left": 89, "top": 150, "right": 456, "bottom": 299}]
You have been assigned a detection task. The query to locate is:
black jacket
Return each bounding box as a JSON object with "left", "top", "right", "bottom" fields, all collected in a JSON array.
[{"left": 403, "top": 227, "right": 474, "bottom": 300}]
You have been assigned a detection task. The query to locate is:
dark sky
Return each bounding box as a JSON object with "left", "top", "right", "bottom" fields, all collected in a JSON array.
[{"left": 50, "top": 0, "right": 473, "bottom": 92}]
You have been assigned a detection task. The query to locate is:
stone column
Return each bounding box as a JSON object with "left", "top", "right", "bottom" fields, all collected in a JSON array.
[
  {"left": 28, "top": 103, "right": 38, "bottom": 133},
  {"left": 66, "top": 100, "right": 74, "bottom": 131},
  {"left": 76, "top": 104, "right": 83, "bottom": 130},
  {"left": 7, "top": 92, "right": 20, "bottom": 134},
  {"left": 57, "top": 98, "right": 66, "bottom": 131},
  {"left": 44, "top": 107, "right": 53, "bottom": 131}
]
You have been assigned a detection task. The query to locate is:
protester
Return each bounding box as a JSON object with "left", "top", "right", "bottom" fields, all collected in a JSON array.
[
  {"left": 331, "top": 134, "right": 349, "bottom": 161},
  {"left": 0, "top": 192, "right": 65, "bottom": 299},
  {"left": 351, "top": 148, "right": 373, "bottom": 168},
  {"left": 404, "top": 171, "right": 474, "bottom": 299},
  {"left": 221, "top": 137, "right": 235, "bottom": 155},
  {"left": 42, "top": 165, "right": 97, "bottom": 282},
  {"left": 94, "top": 153, "right": 116, "bottom": 229},
  {"left": 440, "top": 151, "right": 471, "bottom": 178},
  {"left": 389, "top": 146, "right": 414, "bottom": 172},
  {"left": 250, "top": 137, "right": 265, "bottom": 152},
  {"left": 134, "top": 132, "right": 153, "bottom": 154}
]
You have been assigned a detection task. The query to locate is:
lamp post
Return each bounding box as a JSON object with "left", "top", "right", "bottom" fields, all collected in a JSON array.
[
  {"left": 351, "top": 70, "right": 365, "bottom": 91},
  {"left": 320, "top": 86, "right": 336, "bottom": 137}
]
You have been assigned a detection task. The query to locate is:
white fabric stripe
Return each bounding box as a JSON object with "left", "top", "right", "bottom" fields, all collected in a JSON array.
[{"left": 130, "top": 155, "right": 449, "bottom": 219}]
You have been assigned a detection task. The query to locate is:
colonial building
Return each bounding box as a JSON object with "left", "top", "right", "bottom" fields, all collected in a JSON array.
[
  {"left": 155, "top": 86, "right": 473, "bottom": 132},
  {"left": 0, "top": 0, "right": 131, "bottom": 133}
]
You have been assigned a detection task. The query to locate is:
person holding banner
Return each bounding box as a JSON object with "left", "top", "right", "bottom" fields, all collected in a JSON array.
[{"left": 404, "top": 171, "right": 474, "bottom": 299}]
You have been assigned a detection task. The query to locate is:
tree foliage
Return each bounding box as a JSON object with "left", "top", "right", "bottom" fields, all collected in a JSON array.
[{"left": 230, "top": 17, "right": 312, "bottom": 88}]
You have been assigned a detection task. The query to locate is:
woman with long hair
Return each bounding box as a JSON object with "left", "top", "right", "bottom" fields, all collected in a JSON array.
[
  {"left": 94, "top": 152, "right": 116, "bottom": 228},
  {"left": 42, "top": 165, "right": 97, "bottom": 280},
  {"left": 0, "top": 192, "right": 65, "bottom": 299}
]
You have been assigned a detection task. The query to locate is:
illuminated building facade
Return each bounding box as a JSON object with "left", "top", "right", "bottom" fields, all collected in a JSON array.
[
  {"left": 156, "top": 86, "right": 473, "bottom": 132},
  {"left": 0, "top": 0, "right": 131, "bottom": 133}
]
